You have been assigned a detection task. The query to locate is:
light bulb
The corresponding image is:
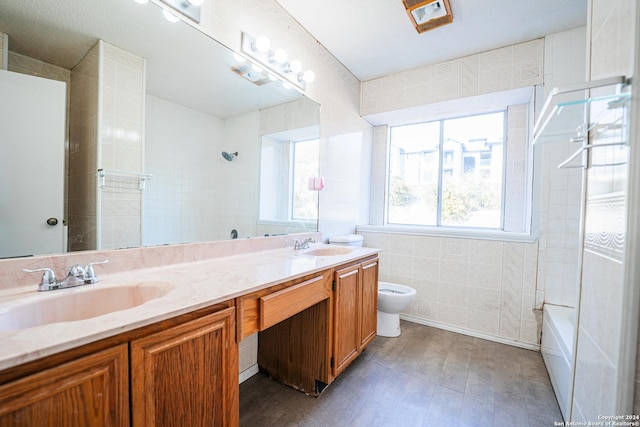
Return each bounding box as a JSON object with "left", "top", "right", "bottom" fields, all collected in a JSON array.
[
  {"left": 288, "top": 59, "right": 302, "bottom": 73},
  {"left": 163, "top": 9, "right": 180, "bottom": 22},
  {"left": 254, "top": 36, "right": 270, "bottom": 53},
  {"left": 302, "top": 70, "right": 315, "bottom": 83},
  {"left": 187, "top": 0, "right": 204, "bottom": 5},
  {"left": 271, "top": 48, "right": 288, "bottom": 64}
]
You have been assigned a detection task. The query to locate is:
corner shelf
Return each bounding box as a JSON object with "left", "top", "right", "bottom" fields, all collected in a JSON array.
[{"left": 532, "top": 75, "right": 630, "bottom": 146}]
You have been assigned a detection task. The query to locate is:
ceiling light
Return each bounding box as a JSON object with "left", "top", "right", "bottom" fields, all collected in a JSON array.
[
  {"left": 271, "top": 48, "right": 288, "bottom": 64},
  {"left": 288, "top": 60, "right": 302, "bottom": 74},
  {"left": 238, "top": 32, "right": 313, "bottom": 91},
  {"left": 157, "top": 0, "right": 202, "bottom": 23},
  {"left": 163, "top": 9, "right": 180, "bottom": 22},
  {"left": 403, "top": 0, "right": 453, "bottom": 34},
  {"left": 301, "top": 70, "right": 315, "bottom": 83},
  {"left": 253, "top": 36, "right": 271, "bottom": 53}
]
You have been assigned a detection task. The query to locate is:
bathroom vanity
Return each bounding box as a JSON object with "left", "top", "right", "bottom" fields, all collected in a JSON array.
[{"left": 0, "top": 239, "right": 379, "bottom": 426}]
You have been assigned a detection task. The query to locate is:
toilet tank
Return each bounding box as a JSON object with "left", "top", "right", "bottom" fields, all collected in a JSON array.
[{"left": 329, "top": 234, "right": 364, "bottom": 247}]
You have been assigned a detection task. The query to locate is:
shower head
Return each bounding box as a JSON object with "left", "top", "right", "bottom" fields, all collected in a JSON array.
[{"left": 221, "top": 151, "right": 238, "bottom": 161}]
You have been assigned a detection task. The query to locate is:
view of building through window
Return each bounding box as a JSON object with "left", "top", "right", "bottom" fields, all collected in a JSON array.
[{"left": 388, "top": 112, "right": 505, "bottom": 228}]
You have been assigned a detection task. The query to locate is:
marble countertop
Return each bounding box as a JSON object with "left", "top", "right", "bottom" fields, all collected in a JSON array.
[{"left": 0, "top": 244, "right": 379, "bottom": 371}]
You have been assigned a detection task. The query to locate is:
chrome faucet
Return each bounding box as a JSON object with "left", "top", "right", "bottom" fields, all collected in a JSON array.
[
  {"left": 293, "top": 238, "right": 315, "bottom": 250},
  {"left": 23, "top": 260, "right": 109, "bottom": 292}
]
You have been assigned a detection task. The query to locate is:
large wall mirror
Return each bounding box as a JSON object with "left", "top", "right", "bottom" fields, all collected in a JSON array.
[{"left": 0, "top": 0, "right": 320, "bottom": 258}]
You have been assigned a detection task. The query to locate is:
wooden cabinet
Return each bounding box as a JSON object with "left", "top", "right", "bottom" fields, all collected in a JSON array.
[
  {"left": 0, "top": 304, "right": 238, "bottom": 427},
  {"left": 131, "top": 307, "right": 238, "bottom": 427},
  {"left": 0, "top": 345, "right": 129, "bottom": 427},
  {"left": 333, "top": 257, "right": 378, "bottom": 377},
  {"left": 255, "top": 256, "right": 379, "bottom": 395}
]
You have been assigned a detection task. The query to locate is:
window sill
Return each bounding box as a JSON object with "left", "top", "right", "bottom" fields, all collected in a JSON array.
[{"left": 356, "top": 224, "right": 538, "bottom": 244}]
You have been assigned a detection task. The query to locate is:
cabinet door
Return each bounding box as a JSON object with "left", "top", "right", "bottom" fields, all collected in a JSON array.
[
  {"left": 0, "top": 345, "right": 129, "bottom": 427},
  {"left": 333, "top": 265, "right": 360, "bottom": 377},
  {"left": 359, "top": 258, "right": 379, "bottom": 350},
  {"left": 131, "top": 307, "right": 238, "bottom": 427}
]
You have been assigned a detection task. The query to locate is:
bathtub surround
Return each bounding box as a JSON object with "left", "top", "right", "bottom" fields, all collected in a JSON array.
[
  {"left": 536, "top": 27, "right": 587, "bottom": 308},
  {"left": 571, "top": 0, "right": 637, "bottom": 420}
]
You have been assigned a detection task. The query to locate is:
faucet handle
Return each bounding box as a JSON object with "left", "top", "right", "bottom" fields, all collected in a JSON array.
[
  {"left": 23, "top": 267, "right": 57, "bottom": 284},
  {"left": 23, "top": 267, "right": 58, "bottom": 290},
  {"left": 84, "top": 260, "right": 109, "bottom": 283}
]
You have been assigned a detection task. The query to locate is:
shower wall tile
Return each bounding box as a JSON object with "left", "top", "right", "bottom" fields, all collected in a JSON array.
[
  {"left": 360, "top": 231, "right": 539, "bottom": 346},
  {"left": 538, "top": 27, "right": 586, "bottom": 307},
  {"left": 99, "top": 42, "right": 145, "bottom": 250}
]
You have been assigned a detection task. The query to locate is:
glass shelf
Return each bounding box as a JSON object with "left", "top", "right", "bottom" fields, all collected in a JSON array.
[{"left": 532, "top": 76, "right": 630, "bottom": 145}]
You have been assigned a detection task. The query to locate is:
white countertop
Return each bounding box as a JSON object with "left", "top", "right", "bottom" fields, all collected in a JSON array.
[{"left": 0, "top": 244, "right": 379, "bottom": 371}]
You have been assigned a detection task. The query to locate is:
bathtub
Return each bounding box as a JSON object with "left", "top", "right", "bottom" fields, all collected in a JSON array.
[{"left": 541, "top": 304, "right": 575, "bottom": 421}]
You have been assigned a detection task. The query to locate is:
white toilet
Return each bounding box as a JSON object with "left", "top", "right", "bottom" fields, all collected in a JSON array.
[
  {"left": 329, "top": 234, "right": 417, "bottom": 337},
  {"left": 376, "top": 282, "right": 416, "bottom": 337}
]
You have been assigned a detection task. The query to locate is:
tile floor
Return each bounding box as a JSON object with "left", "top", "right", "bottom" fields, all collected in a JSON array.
[{"left": 240, "top": 321, "right": 563, "bottom": 426}]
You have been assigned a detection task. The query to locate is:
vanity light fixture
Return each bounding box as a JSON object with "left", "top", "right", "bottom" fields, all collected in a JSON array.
[
  {"left": 403, "top": 0, "right": 453, "bottom": 34},
  {"left": 162, "top": 9, "right": 180, "bottom": 22},
  {"left": 238, "top": 32, "right": 314, "bottom": 91},
  {"left": 156, "top": 0, "right": 204, "bottom": 24}
]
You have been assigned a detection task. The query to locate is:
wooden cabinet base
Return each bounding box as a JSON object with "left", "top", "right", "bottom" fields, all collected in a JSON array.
[
  {"left": 0, "top": 345, "right": 129, "bottom": 427},
  {"left": 258, "top": 299, "right": 330, "bottom": 396},
  {"left": 131, "top": 307, "right": 238, "bottom": 427}
]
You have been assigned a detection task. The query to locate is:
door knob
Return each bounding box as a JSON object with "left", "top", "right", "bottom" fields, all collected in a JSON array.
[{"left": 46, "top": 217, "right": 59, "bottom": 226}]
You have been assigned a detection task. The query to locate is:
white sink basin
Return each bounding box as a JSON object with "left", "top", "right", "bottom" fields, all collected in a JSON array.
[
  {"left": 302, "top": 247, "right": 353, "bottom": 256},
  {"left": 0, "top": 282, "right": 174, "bottom": 331}
]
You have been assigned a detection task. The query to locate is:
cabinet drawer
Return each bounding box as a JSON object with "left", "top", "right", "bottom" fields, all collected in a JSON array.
[{"left": 260, "top": 275, "right": 327, "bottom": 330}]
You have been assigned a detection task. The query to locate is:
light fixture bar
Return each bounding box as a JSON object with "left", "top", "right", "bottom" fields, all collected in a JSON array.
[
  {"left": 156, "top": 0, "right": 202, "bottom": 23},
  {"left": 240, "top": 32, "right": 308, "bottom": 91}
]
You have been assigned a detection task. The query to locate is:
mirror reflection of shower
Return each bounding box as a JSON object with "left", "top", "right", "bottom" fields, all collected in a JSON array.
[{"left": 221, "top": 151, "right": 238, "bottom": 161}]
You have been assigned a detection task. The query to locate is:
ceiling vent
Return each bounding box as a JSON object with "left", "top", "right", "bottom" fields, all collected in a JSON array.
[{"left": 403, "top": 0, "right": 453, "bottom": 34}]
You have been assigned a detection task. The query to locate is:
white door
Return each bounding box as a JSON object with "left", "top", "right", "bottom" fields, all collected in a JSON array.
[{"left": 0, "top": 70, "right": 66, "bottom": 258}]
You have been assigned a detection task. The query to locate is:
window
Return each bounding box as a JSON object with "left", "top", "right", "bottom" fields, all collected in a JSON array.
[
  {"left": 387, "top": 111, "right": 505, "bottom": 229},
  {"left": 259, "top": 137, "right": 319, "bottom": 223}
]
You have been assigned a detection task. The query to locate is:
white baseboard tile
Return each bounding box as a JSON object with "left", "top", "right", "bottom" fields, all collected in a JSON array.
[
  {"left": 239, "top": 364, "right": 260, "bottom": 384},
  {"left": 399, "top": 314, "right": 540, "bottom": 351}
]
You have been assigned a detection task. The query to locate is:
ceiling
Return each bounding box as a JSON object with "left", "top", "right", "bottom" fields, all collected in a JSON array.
[{"left": 275, "top": 0, "right": 589, "bottom": 81}]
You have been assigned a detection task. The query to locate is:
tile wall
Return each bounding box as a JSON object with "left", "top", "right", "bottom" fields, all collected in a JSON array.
[
  {"left": 143, "top": 95, "right": 224, "bottom": 246},
  {"left": 361, "top": 39, "right": 544, "bottom": 117},
  {"left": 536, "top": 27, "right": 586, "bottom": 308},
  {"left": 98, "top": 42, "right": 145, "bottom": 250},
  {"left": 361, "top": 38, "right": 545, "bottom": 347},
  {"left": 572, "top": 0, "right": 636, "bottom": 420},
  {"left": 68, "top": 43, "right": 100, "bottom": 251},
  {"left": 359, "top": 232, "right": 540, "bottom": 347}
]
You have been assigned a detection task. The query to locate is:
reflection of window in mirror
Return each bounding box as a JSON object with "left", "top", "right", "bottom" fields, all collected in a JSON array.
[
  {"left": 259, "top": 136, "right": 319, "bottom": 225},
  {"left": 292, "top": 139, "right": 319, "bottom": 220}
]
